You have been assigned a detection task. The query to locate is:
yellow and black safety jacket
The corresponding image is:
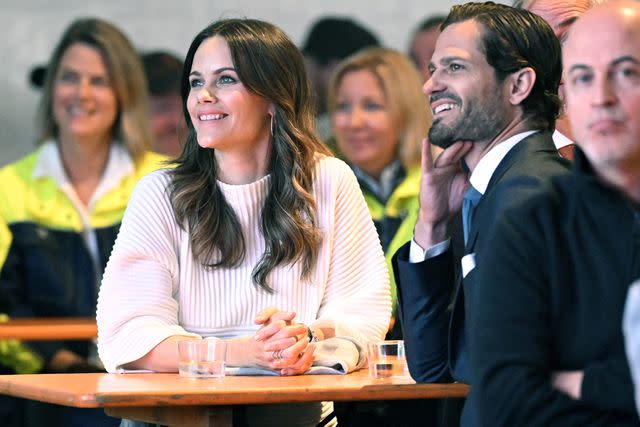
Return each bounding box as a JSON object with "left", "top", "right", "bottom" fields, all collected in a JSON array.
[
  {"left": 357, "top": 167, "right": 420, "bottom": 307},
  {"left": 0, "top": 144, "right": 165, "bottom": 373},
  {"left": 356, "top": 165, "right": 419, "bottom": 340}
]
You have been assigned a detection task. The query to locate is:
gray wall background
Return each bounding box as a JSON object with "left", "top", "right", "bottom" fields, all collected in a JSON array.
[{"left": 1, "top": 0, "right": 475, "bottom": 166}]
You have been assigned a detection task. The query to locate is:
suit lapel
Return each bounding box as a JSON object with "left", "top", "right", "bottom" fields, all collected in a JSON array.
[
  {"left": 485, "top": 131, "right": 557, "bottom": 194},
  {"left": 464, "top": 131, "right": 557, "bottom": 254},
  {"left": 449, "top": 132, "right": 559, "bottom": 378}
]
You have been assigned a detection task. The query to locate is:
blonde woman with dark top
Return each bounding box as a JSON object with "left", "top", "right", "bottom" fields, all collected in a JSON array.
[
  {"left": 328, "top": 47, "right": 432, "bottom": 335},
  {"left": 328, "top": 46, "right": 437, "bottom": 427}
]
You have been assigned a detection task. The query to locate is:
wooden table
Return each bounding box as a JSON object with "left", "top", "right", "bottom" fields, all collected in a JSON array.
[
  {"left": 0, "top": 370, "right": 469, "bottom": 427},
  {"left": 0, "top": 317, "right": 97, "bottom": 340}
]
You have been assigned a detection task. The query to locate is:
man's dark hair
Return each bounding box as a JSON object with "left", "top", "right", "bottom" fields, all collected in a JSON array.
[
  {"left": 301, "top": 17, "right": 380, "bottom": 65},
  {"left": 442, "top": 2, "right": 562, "bottom": 131},
  {"left": 141, "top": 51, "right": 184, "bottom": 96}
]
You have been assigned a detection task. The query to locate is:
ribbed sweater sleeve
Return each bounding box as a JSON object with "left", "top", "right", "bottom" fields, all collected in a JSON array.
[
  {"left": 97, "top": 171, "right": 199, "bottom": 372},
  {"left": 97, "top": 156, "right": 390, "bottom": 373},
  {"left": 313, "top": 158, "right": 391, "bottom": 353}
]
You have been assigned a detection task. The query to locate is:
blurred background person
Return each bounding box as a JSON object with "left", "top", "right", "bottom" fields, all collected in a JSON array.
[
  {"left": 328, "top": 47, "right": 428, "bottom": 335},
  {"left": 28, "top": 49, "right": 186, "bottom": 158},
  {"left": 328, "top": 46, "right": 436, "bottom": 427},
  {"left": 408, "top": 14, "right": 446, "bottom": 82},
  {"left": 0, "top": 17, "right": 164, "bottom": 427},
  {"left": 141, "top": 50, "right": 185, "bottom": 157},
  {"left": 514, "top": 0, "right": 604, "bottom": 160},
  {"left": 300, "top": 16, "right": 380, "bottom": 142}
]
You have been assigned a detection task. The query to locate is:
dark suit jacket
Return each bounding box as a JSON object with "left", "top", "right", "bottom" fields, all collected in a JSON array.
[
  {"left": 471, "top": 148, "right": 640, "bottom": 426},
  {"left": 392, "top": 131, "right": 570, "bottom": 427}
]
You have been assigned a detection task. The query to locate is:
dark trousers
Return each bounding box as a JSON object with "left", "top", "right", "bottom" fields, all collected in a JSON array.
[{"left": 3, "top": 399, "right": 121, "bottom": 427}]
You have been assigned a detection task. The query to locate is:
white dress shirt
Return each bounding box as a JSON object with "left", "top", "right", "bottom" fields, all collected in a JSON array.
[
  {"left": 409, "top": 130, "right": 538, "bottom": 262},
  {"left": 552, "top": 129, "right": 574, "bottom": 150}
]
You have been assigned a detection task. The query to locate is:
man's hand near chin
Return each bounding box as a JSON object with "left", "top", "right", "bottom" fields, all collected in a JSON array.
[{"left": 414, "top": 138, "right": 472, "bottom": 249}]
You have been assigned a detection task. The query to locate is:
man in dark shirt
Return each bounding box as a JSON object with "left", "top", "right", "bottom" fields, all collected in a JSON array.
[{"left": 470, "top": 1, "right": 640, "bottom": 425}]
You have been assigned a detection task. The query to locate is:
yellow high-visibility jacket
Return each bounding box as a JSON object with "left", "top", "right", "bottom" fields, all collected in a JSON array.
[
  {"left": 0, "top": 144, "right": 165, "bottom": 373},
  {"left": 359, "top": 166, "right": 420, "bottom": 311}
]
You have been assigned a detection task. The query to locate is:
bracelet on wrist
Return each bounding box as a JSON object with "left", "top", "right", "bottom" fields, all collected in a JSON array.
[{"left": 307, "top": 326, "right": 319, "bottom": 342}]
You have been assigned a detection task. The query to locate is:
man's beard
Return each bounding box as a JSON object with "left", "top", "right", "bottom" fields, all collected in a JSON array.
[{"left": 429, "top": 93, "right": 507, "bottom": 149}]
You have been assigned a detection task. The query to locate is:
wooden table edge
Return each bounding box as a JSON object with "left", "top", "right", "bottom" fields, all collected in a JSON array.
[{"left": 0, "top": 317, "right": 97, "bottom": 341}]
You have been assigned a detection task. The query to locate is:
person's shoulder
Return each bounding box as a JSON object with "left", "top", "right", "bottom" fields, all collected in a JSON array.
[
  {"left": 0, "top": 149, "right": 41, "bottom": 181},
  {"left": 313, "top": 153, "right": 354, "bottom": 180},
  {"left": 314, "top": 152, "right": 348, "bottom": 169},
  {"left": 132, "top": 168, "right": 173, "bottom": 200},
  {"left": 134, "top": 151, "right": 171, "bottom": 177},
  {"left": 492, "top": 141, "right": 570, "bottom": 212},
  {"left": 520, "top": 132, "right": 571, "bottom": 176},
  {"left": 310, "top": 155, "right": 363, "bottom": 204},
  {"left": 0, "top": 149, "right": 48, "bottom": 222},
  {"left": 0, "top": 149, "right": 45, "bottom": 206},
  {"left": 138, "top": 167, "right": 172, "bottom": 184},
  {"left": 499, "top": 176, "right": 568, "bottom": 231}
]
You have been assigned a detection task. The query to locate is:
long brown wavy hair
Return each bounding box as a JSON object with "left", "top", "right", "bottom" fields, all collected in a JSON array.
[{"left": 169, "top": 19, "right": 331, "bottom": 291}]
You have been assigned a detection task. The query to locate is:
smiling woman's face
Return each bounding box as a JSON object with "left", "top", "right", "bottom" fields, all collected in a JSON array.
[
  {"left": 332, "top": 69, "right": 400, "bottom": 178},
  {"left": 186, "top": 35, "right": 272, "bottom": 153},
  {"left": 53, "top": 42, "right": 118, "bottom": 144}
]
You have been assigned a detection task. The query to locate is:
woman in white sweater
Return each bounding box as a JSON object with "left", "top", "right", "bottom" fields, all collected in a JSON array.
[{"left": 97, "top": 18, "right": 390, "bottom": 426}]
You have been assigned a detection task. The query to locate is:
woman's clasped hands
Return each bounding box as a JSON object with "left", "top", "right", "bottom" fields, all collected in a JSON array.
[{"left": 252, "top": 307, "right": 316, "bottom": 376}]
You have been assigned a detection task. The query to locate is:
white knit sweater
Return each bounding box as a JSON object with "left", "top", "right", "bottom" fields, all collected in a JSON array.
[{"left": 97, "top": 155, "right": 391, "bottom": 372}]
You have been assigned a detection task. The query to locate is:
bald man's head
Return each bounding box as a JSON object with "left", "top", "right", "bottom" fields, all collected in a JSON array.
[
  {"left": 514, "top": 0, "right": 602, "bottom": 144},
  {"left": 516, "top": 0, "right": 596, "bottom": 43},
  {"left": 563, "top": 0, "right": 640, "bottom": 177}
]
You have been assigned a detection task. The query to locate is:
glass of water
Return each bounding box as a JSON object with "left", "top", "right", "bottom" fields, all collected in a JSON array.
[
  {"left": 367, "top": 340, "right": 407, "bottom": 379},
  {"left": 178, "top": 337, "right": 226, "bottom": 379}
]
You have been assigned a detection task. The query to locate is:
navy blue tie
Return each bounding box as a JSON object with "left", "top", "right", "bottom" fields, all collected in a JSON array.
[{"left": 462, "top": 186, "right": 482, "bottom": 244}]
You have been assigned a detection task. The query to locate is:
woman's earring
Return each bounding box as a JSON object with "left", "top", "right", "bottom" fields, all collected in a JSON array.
[{"left": 270, "top": 115, "right": 275, "bottom": 138}]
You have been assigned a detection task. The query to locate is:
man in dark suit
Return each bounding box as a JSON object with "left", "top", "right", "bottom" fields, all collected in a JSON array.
[
  {"left": 471, "top": 1, "right": 640, "bottom": 425},
  {"left": 392, "top": 3, "right": 570, "bottom": 426}
]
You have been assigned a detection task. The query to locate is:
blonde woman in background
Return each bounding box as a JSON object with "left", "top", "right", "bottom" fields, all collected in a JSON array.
[
  {"left": 328, "top": 47, "right": 441, "bottom": 427},
  {"left": 0, "top": 17, "right": 164, "bottom": 427},
  {"left": 329, "top": 47, "right": 433, "bottom": 337}
]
